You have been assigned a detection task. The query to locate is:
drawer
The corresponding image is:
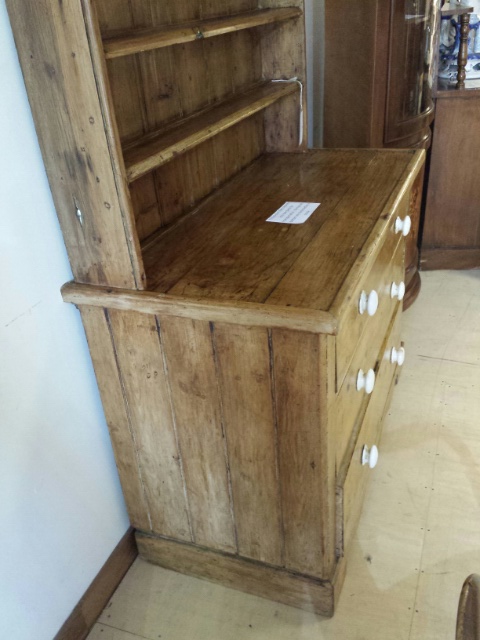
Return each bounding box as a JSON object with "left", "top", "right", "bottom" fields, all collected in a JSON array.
[
  {"left": 333, "top": 241, "right": 404, "bottom": 469},
  {"left": 336, "top": 304, "right": 403, "bottom": 558},
  {"left": 336, "top": 195, "right": 409, "bottom": 390}
]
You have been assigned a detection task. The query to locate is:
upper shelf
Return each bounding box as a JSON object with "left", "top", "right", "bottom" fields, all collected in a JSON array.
[
  {"left": 103, "top": 7, "right": 303, "bottom": 59},
  {"left": 123, "top": 81, "right": 299, "bottom": 183}
]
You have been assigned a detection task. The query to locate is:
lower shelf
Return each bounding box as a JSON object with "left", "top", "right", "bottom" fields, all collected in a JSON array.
[{"left": 136, "top": 532, "right": 347, "bottom": 617}]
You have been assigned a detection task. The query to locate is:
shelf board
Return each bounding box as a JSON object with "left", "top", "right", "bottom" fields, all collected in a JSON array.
[
  {"left": 124, "top": 81, "right": 299, "bottom": 183},
  {"left": 103, "top": 8, "right": 303, "bottom": 59}
]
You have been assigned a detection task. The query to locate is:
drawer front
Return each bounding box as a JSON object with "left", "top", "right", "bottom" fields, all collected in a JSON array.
[
  {"left": 334, "top": 240, "right": 404, "bottom": 470},
  {"left": 336, "top": 195, "right": 408, "bottom": 391},
  {"left": 336, "top": 305, "right": 403, "bottom": 557}
]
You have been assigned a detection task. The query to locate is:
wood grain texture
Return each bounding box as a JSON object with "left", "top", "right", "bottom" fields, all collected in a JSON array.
[
  {"left": 142, "top": 150, "right": 421, "bottom": 310},
  {"left": 62, "top": 282, "right": 338, "bottom": 335},
  {"left": 265, "top": 151, "right": 420, "bottom": 311},
  {"left": 162, "top": 151, "right": 372, "bottom": 302},
  {"left": 82, "top": 0, "right": 145, "bottom": 288},
  {"left": 272, "top": 330, "right": 335, "bottom": 577},
  {"left": 108, "top": 309, "right": 191, "bottom": 540},
  {"left": 107, "top": 28, "right": 261, "bottom": 142},
  {"left": 103, "top": 8, "right": 302, "bottom": 58},
  {"left": 160, "top": 317, "right": 236, "bottom": 552},
  {"left": 136, "top": 533, "right": 338, "bottom": 617},
  {"left": 422, "top": 94, "right": 480, "bottom": 258},
  {"left": 123, "top": 82, "right": 298, "bottom": 182},
  {"left": 80, "top": 306, "right": 150, "bottom": 530},
  {"left": 54, "top": 528, "right": 137, "bottom": 640},
  {"left": 6, "top": 0, "right": 142, "bottom": 289},
  {"left": 261, "top": 0, "right": 307, "bottom": 150},
  {"left": 330, "top": 151, "right": 424, "bottom": 319},
  {"left": 95, "top": 0, "right": 258, "bottom": 35},
  {"left": 213, "top": 324, "right": 283, "bottom": 565}
]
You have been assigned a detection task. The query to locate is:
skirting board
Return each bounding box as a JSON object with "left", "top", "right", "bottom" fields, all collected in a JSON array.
[
  {"left": 136, "top": 532, "right": 346, "bottom": 617},
  {"left": 54, "top": 527, "right": 137, "bottom": 640},
  {"left": 421, "top": 248, "right": 480, "bottom": 271}
]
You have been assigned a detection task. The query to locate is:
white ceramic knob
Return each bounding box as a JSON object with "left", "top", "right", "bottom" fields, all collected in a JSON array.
[
  {"left": 390, "top": 281, "right": 406, "bottom": 301},
  {"left": 395, "top": 215, "right": 412, "bottom": 237},
  {"left": 356, "top": 368, "right": 376, "bottom": 395},
  {"left": 362, "top": 445, "right": 379, "bottom": 469},
  {"left": 358, "top": 289, "right": 379, "bottom": 316},
  {"left": 390, "top": 346, "right": 406, "bottom": 366}
]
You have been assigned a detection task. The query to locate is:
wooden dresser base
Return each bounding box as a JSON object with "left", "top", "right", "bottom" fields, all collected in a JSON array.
[{"left": 136, "top": 533, "right": 347, "bottom": 617}]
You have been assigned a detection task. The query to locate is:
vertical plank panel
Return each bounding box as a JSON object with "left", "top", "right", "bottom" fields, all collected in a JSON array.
[
  {"left": 135, "top": 47, "right": 183, "bottom": 131},
  {"left": 152, "top": 155, "right": 191, "bottom": 227},
  {"left": 272, "top": 330, "right": 336, "bottom": 577},
  {"left": 213, "top": 324, "right": 283, "bottom": 565},
  {"left": 161, "top": 318, "right": 236, "bottom": 552},
  {"left": 264, "top": 93, "right": 302, "bottom": 152},
  {"left": 260, "top": 0, "right": 307, "bottom": 150},
  {"left": 201, "top": 0, "right": 257, "bottom": 18},
  {"left": 230, "top": 32, "right": 263, "bottom": 93},
  {"left": 80, "top": 306, "right": 150, "bottom": 531},
  {"left": 130, "top": 173, "right": 162, "bottom": 241},
  {"left": 6, "top": 0, "right": 141, "bottom": 288},
  {"left": 94, "top": 0, "right": 135, "bottom": 35},
  {"left": 107, "top": 56, "right": 148, "bottom": 143},
  {"left": 108, "top": 309, "right": 191, "bottom": 541}
]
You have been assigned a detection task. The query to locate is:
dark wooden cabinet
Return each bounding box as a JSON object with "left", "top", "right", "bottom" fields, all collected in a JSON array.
[
  {"left": 324, "top": 0, "right": 441, "bottom": 308},
  {"left": 421, "top": 88, "right": 480, "bottom": 270}
]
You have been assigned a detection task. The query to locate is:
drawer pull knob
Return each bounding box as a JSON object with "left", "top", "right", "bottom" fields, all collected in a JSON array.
[
  {"left": 390, "top": 346, "right": 406, "bottom": 366},
  {"left": 390, "top": 281, "right": 406, "bottom": 301},
  {"left": 395, "top": 215, "right": 412, "bottom": 237},
  {"left": 357, "top": 368, "right": 376, "bottom": 394},
  {"left": 359, "top": 289, "right": 379, "bottom": 316},
  {"left": 362, "top": 445, "right": 379, "bottom": 469}
]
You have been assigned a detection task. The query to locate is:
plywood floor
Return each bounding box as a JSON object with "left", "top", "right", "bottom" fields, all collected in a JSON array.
[{"left": 87, "top": 270, "right": 480, "bottom": 640}]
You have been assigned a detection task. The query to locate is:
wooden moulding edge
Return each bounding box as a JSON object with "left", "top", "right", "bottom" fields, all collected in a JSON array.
[
  {"left": 54, "top": 527, "right": 137, "bottom": 640},
  {"left": 136, "top": 531, "right": 344, "bottom": 617},
  {"left": 61, "top": 282, "right": 338, "bottom": 335}
]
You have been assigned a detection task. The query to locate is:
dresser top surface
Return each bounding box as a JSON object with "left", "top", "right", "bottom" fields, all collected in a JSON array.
[{"left": 143, "top": 148, "right": 422, "bottom": 313}]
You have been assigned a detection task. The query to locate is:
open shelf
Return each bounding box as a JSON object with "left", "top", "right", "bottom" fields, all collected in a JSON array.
[
  {"left": 103, "top": 7, "right": 303, "bottom": 59},
  {"left": 123, "top": 81, "right": 299, "bottom": 183}
]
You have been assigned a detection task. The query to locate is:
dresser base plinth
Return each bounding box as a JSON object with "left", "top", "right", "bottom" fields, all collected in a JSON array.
[{"left": 136, "top": 532, "right": 346, "bottom": 617}]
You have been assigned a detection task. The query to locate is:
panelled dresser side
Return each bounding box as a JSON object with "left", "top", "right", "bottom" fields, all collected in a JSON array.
[{"left": 7, "top": 0, "right": 425, "bottom": 616}]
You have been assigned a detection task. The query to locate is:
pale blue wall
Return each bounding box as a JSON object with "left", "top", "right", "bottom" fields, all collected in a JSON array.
[{"left": 0, "top": 3, "right": 130, "bottom": 638}]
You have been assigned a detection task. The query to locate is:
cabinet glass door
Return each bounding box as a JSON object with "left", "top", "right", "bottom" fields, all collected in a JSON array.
[{"left": 385, "top": 0, "right": 441, "bottom": 145}]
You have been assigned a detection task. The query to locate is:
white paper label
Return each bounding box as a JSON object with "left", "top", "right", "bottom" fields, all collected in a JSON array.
[{"left": 266, "top": 201, "right": 321, "bottom": 225}]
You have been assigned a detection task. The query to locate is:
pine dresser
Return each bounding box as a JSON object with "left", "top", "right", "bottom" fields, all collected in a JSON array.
[{"left": 7, "top": 0, "right": 425, "bottom": 616}]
